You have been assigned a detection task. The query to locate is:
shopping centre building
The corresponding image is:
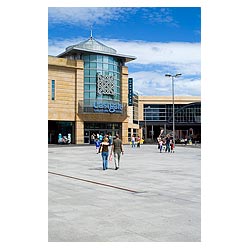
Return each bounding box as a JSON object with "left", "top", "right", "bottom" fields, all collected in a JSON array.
[
  {"left": 134, "top": 95, "right": 201, "bottom": 144},
  {"left": 48, "top": 36, "right": 201, "bottom": 144}
]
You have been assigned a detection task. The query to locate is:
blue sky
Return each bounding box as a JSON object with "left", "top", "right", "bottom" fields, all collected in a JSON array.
[{"left": 48, "top": 7, "right": 201, "bottom": 96}]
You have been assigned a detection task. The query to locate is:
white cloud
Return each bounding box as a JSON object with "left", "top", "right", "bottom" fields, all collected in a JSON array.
[
  {"left": 48, "top": 7, "right": 177, "bottom": 27},
  {"left": 48, "top": 7, "right": 135, "bottom": 26},
  {"left": 49, "top": 38, "right": 200, "bottom": 66},
  {"left": 48, "top": 38, "right": 80, "bottom": 56},
  {"left": 103, "top": 39, "right": 200, "bottom": 65},
  {"left": 130, "top": 71, "right": 201, "bottom": 96},
  {"left": 141, "top": 7, "right": 178, "bottom": 26},
  {"left": 102, "top": 39, "right": 201, "bottom": 96},
  {"left": 48, "top": 37, "right": 201, "bottom": 96}
]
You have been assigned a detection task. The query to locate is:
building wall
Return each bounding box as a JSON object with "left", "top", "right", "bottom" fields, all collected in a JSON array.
[
  {"left": 48, "top": 56, "right": 83, "bottom": 121},
  {"left": 75, "top": 60, "right": 84, "bottom": 144},
  {"left": 121, "top": 66, "right": 130, "bottom": 144}
]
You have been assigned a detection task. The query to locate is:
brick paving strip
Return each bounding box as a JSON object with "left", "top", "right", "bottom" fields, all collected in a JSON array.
[{"left": 48, "top": 171, "right": 139, "bottom": 193}]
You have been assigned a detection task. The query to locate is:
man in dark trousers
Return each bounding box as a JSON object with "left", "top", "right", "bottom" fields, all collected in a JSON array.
[{"left": 110, "top": 134, "right": 124, "bottom": 170}]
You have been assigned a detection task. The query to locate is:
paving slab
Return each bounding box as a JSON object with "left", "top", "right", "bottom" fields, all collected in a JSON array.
[{"left": 48, "top": 144, "right": 201, "bottom": 242}]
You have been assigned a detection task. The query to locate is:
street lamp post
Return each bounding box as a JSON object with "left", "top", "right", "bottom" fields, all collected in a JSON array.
[
  {"left": 144, "top": 105, "right": 150, "bottom": 141},
  {"left": 165, "top": 73, "right": 182, "bottom": 150}
]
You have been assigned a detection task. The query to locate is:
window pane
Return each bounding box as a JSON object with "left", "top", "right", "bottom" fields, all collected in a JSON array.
[
  {"left": 97, "top": 55, "right": 102, "bottom": 62},
  {"left": 84, "top": 62, "right": 90, "bottom": 68},
  {"left": 97, "top": 63, "right": 102, "bottom": 70},
  {"left": 89, "top": 84, "right": 96, "bottom": 91},
  {"left": 51, "top": 80, "right": 55, "bottom": 100},
  {"left": 103, "top": 56, "right": 108, "bottom": 63},
  {"left": 84, "top": 70, "right": 90, "bottom": 76},
  {"left": 108, "top": 64, "right": 114, "bottom": 71},
  {"left": 108, "top": 57, "right": 114, "bottom": 63},
  {"left": 89, "top": 55, "right": 97, "bottom": 61},
  {"left": 84, "top": 84, "right": 90, "bottom": 91},
  {"left": 90, "top": 62, "right": 97, "bottom": 68},
  {"left": 83, "top": 55, "right": 89, "bottom": 61},
  {"left": 90, "top": 70, "right": 97, "bottom": 76},
  {"left": 84, "top": 99, "right": 90, "bottom": 105},
  {"left": 84, "top": 77, "right": 90, "bottom": 83},
  {"left": 84, "top": 92, "right": 90, "bottom": 98},
  {"left": 89, "top": 77, "right": 96, "bottom": 83},
  {"left": 103, "top": 63, "right": 108, "bottom": 70}
]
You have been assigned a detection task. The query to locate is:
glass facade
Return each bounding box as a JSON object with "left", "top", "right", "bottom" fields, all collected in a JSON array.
[
  {"left": 144, "top": 103, "right": 201, "bottom": 124},
  {"left": 84, "top": 122, "right": 122, "bottom": 144},
  {"left": 83, "top": 54, "right": 122, "bottom": 107},
  {"left": 48, "top": 121, "right": 75, "bottom": 144}
]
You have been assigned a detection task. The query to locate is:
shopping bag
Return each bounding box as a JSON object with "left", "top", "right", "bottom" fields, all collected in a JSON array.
[{"left": 109, "top": 154, "right": 113, "bottom": 162}]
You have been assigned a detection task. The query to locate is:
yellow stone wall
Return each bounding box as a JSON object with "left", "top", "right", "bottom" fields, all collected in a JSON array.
[
  {"left": 48, "top": 56, "right": 85, "bottom": 144},
  {"left": 121, "top": 66, "right": 130, "bottom": 144},
  {"left": 48, "top": 56, "right": 83, "bottom": 121},
  {"left": 75, "top": 60, "right": 84, "bottom": 144}
]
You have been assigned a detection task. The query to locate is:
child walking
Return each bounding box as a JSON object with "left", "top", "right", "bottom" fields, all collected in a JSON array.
[
  {"left": 95, "top": 138, "right": 100, "bottom": 154},
  {"left": 170, "top": 139, "right": 174, "bottom": 153}
]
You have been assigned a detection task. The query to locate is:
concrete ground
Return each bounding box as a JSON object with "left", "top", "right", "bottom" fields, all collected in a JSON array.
[{"left": 48, "top": 144, "right": 201, "bottom": 242}]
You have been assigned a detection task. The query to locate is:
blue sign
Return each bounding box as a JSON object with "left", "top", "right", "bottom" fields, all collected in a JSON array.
[
  {"left": 128, "top": 78, "right": 133, "bottom": 106},
  {"left": 93, "top": 102, "right": 123, "bottom": 113}
]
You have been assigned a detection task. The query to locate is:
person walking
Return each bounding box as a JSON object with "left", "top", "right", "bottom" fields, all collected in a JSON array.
[
  {"left": 166, "top": 135, "right": 171, "bottom": 153},
  {"left": 162, "top": 139, "right": 166, "bottom": 152},
  {"left": 99, "top": 137, "right": 110, "bottom": 170},
  {"left": 99, "top": 133, "right": 103, "bottom": 142},
  {"left": 159, "top": 140, "right": 163, "bottom": 153},
  {"left": 108, "top": 133, "right": 113, "bottom": 146},
  {"left": 131, "top": 135, "right": 135, "bottom": 148},
  {"left": 110, "top": 134, "right": 124, "bottom": 170},
  {"left": 170, "top": 139, "right": 175, "bottom": 153},
  {"left": 94, "top": 138, "right": 100, "bottom": 154},
  {"left": 137, "top": 135, "right": 141, "bottom": 148}
]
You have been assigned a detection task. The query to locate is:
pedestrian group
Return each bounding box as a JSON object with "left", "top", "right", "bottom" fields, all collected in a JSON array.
[
  {"left": 92, "top": 131, "right": 176, "bottom": 171},
  {"left": 94, "top": 133, "right": 124, "bottom": 171},
  {"left": 157, "top": 134, "right": 175, "bottom": 153}
]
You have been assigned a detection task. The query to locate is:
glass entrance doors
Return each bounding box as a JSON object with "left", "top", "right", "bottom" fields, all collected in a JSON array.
[{"left": 84, "top": 122, "right": 122, "bottom": 144}]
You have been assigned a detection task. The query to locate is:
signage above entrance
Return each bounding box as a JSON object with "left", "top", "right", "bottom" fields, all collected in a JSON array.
[{"left": 93, "top": 102, "right": 123, "bottom": 113}]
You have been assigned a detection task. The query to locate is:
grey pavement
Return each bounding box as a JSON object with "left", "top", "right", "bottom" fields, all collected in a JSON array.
[{"left": 48, "top": 144, "right": 201, "bottom": 242}]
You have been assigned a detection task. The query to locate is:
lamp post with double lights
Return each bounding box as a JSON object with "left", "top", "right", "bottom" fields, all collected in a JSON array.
[{"left": 165, "top": 73, "right": 182, "bottom": 149}]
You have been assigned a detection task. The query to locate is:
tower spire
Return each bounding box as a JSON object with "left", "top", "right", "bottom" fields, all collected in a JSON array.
[{"left": 90, "top": 26, "right": 93, "bottom": 39}]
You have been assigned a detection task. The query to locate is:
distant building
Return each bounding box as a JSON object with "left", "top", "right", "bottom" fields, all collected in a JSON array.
[{"left": 135, "top": 95, "right": 201, "bottom": 143}]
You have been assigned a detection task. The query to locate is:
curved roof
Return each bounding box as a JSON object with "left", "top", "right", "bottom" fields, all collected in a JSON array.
[
  {"left": 58, "top": 36, "right": 136, "bottom": 63},
  {"left": 65, "top": 37, "right": 117, "bottom": 54}
]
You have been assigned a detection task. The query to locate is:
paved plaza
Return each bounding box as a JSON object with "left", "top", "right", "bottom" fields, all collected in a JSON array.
[{"left": 48, "top": 144, "right": 201, "bottom": 242}]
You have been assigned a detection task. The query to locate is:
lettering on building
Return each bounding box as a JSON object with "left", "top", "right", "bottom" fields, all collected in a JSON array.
[
  {"left": 128, "top": 78, "right": 133, "bottom": 106},
  {"left": 93, "top": 102, "right": 123, "bottom": 113}
]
